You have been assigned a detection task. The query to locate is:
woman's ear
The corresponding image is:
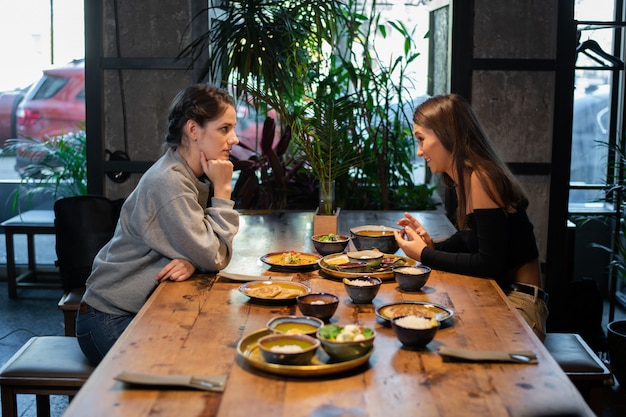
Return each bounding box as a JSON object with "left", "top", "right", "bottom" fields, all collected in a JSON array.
[{"left": 184, "top": 119, "right": 198, "bottom": 141}]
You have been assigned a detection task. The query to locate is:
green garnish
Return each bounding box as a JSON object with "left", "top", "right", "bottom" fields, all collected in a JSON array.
[
  {"left": 319, "top": 324, "right": 341, "bottom": 339},
  {"left": 319, "top": 324, "right": 373, "bottom": 341},
  {"left": 319, "top": 233, "right": 340, "bottom": 242}
]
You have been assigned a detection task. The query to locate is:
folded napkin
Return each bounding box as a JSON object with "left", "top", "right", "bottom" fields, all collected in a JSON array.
[
  {"left": 438, "top": 346, "right": 538, "bottom": 364},
  {"left": 219, "top": 271, "right": 293, "bottom": 282},
  {"left": 115, "top": 371, "right": 227, "bottom": 392}
]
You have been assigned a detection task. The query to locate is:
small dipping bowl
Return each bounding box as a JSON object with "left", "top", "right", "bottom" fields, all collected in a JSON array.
[
  {"left": 266, "top": 315, "right": 324, "bottom": 337},
  {"left": 296, "top": 293, "right": 340, "bottom": 322},
  {"left": 346, "top": 249, "right": 384, "bottom": 268},
  {"left": 317, "top": 324, "right": 376, "bottom": 361},
  {"left": 343, "top": 276, "right": 382, "bottom": 304},
  {"left": 311, "top": 234, "right": 350, "bottom": 256},
  {"left": 350, "top": 225, "right": 401, "bottom": 254},
  {"left": 390, "top": 314, "right": 439, "bottom": 348},
  {"left": 393, "top": 265, "right": 432, "bottom": 292},
  {"left": 257, "top": 333, "right": 320, "bottom": 365}
]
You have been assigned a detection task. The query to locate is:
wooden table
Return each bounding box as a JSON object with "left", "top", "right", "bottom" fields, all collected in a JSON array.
[{"left": 62, "top": 210, "right": 594, "bottom": 417}]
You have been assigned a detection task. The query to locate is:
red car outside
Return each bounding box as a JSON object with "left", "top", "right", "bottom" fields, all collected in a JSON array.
[
  {"left": 16, "top": 60, "right": 85, "bottom": 141},
  {"left": 0, "top": 88, "right": 27, "bottom": 146}
]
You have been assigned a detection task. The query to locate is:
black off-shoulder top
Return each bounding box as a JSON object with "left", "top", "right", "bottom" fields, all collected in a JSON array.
[{"left": 420, "top": 208, "right": 539, "bottom": 288}]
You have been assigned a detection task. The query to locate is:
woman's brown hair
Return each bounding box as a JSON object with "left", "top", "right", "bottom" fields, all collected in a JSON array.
[{"left": 413, "top": 94, "right": 528, "bottom": 229}]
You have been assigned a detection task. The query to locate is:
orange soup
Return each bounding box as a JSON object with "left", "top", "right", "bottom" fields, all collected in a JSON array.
[{"left": 355, "top": 230, "right": 394, "bottom": 237}]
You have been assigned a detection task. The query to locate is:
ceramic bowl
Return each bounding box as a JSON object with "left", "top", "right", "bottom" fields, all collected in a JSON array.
[
  {"left": 346, "top": 249, "right": 384, "bottom": 268},
  {"left": 343, "top": 276, "right": 382, "bottom": 304},
  {"left": 390, "top": 314, "right": 439, "bottom": 348},
  {"left": 350, "top": 225, "right": 401, "bottom": 254},
  {"left": 311, "top": 234, "right": 350, "bottom": 256},
  {"left": 257, "top": 333, "right": 320, "bottom": 365},
  {"left": 266, "top": 315, "right": 324, "bottom": 337},
  {"left": 316, "top": 324, "right": 375, "bottom": 361},
  {"left": 296, "top": 293, "right": 340, "bottom": 322},
  {"left": 393, "top": 265, "right": 432, "bottom": 292}
]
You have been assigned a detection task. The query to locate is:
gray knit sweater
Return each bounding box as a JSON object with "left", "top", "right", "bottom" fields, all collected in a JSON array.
[{"left": 82, "top": 148, "right": 239, "bottom": 314}]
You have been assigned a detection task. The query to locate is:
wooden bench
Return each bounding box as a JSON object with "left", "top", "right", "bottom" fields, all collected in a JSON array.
[{"left": 1, "top": 210, "right": 59, "bottom": 298}]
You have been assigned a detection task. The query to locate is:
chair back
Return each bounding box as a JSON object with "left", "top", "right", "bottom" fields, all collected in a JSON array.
[{"left": 54, "top": 195, "right": 123, "bottom": 291}]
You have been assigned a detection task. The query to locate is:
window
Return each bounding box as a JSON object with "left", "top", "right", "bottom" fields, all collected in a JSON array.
[
  {"left": 0, "top": 0, "right": 84, "bottom": 181},
  {"left": 569, "top": 0, "right": 626, "bottom": 310},
  {"left": 569, "top": 0, "right": 623, "bottom": 212}
]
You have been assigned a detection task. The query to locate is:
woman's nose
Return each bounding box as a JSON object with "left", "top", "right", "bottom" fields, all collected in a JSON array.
[{"left": 230, "top": 132, "right": 239, "bottom": 145}]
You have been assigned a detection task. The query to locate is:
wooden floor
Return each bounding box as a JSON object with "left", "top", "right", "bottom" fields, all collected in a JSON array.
[{"left": 0, "top": 284, "right": 624, "bottom": 417}]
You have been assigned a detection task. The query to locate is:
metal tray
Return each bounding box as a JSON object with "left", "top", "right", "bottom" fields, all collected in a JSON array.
[{"left": 237, "top": 328, "right": 373, "bottom": 377}]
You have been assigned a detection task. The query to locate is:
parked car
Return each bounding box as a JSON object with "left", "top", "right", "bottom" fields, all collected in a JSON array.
[
  {"left": 16, "top": 60, "right": 86, "bottom": 140},
  {"left": 7, "top": 60, "right": 85, "bottom": 172},
  {"left": 0, "top": 88, "right": 27, "bottom": 147}
]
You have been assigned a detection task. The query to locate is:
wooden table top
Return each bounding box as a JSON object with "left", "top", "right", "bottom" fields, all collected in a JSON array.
[{"left": 62, "top": 210, "right": 594, "bottom": 417}]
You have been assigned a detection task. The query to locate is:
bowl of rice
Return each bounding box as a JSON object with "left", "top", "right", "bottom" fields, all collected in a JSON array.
[
  {"left": 390, "top": 314, "right": 439, "bottom": 348},
  {"left": 392, "top": 265, "right": 431, "bottom": 292},
  {"left": 343, "top": 276, "right": 382, "bottom": 304},
  {"left": 257, "top": 333, "right": 320, "bottom": 365}
]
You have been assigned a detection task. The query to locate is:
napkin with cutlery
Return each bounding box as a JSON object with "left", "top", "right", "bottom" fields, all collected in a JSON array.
[
  {"left": 438, "top": 346, "right": 538, "bottom": 364},
  {"left": 115, "top": 371, "right": 227, "bottom": 392}
]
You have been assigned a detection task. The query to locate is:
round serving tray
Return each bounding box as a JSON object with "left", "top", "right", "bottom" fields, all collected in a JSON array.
[
  {"left": 237, "top": 328, "right": 373, "bottom": 377},
  {"left": 318, "top": 253, "right": 416, "bottom": 281}
]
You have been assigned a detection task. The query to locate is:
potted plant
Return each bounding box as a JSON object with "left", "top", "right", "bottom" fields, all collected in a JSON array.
[
  {"left": 179, "top": 0, "right": 436, "bottom": 214},
  {"left": 3, "top": 128, "right": 87, "bottom": 213}
]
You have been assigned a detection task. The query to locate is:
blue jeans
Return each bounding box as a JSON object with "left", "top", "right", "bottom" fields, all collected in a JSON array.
[{"left": 75, "top": 303, "right": 135, "bottom": 365}]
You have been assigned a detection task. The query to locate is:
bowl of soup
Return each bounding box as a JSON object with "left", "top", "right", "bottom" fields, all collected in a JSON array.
[
  {"left": 257, "top": 333, "right": 320, "bottom": 365},
  {"left": 266, "top": 315, "right": 324, "bottom": 337},
  {"left": 350, "top": 225, "right": 401, "bottom": 254}
]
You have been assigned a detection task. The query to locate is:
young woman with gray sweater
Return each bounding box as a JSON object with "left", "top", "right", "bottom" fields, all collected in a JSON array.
[{"left": 76, "top": 84, "right": 240, "bottom": 364}]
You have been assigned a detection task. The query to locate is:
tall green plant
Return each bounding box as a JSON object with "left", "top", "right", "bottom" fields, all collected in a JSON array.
[
  {"left": 180, "top": 0, "right": 436, "bottom": 211},
  {"left": 4, "top": 129, "right": 87, "bottom": 210},
  {"left": 179, "top": 0, "right": 339, "bottom": 105},
  {"left": 334, "top": 1, "right": 425, "bottom": 209}
]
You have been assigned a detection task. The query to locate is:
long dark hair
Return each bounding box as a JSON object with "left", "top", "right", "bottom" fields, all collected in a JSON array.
[
  {"left": 165, "top": 84, "right": 235, "bottom": 148},
  {"left": 413, "top": 94, "right": 528, "bottom": 228}
]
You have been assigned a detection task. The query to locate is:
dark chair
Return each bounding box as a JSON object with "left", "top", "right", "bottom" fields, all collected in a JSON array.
[
  {"left": 54, "top": 195, "right": 123, "bottom": 336},
  {"left": 0, "top": 196, "right": 123, "bottom": 416},
  {"left": 0, "top": 336, "right": 94, "bottom": 417},
  {"left": 544, "top": 332, "right": 613, "bottom": 416}
]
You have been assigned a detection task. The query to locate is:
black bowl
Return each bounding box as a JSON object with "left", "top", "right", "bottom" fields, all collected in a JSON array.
[
  {"left": 393, "top": 265, "right": 431, "bottom": 292},
  {"left": 343, "top": 276, "right": 382, "bottom": 304},
  {"left": 296, "top": 293, "right": 340, "bottom": 321},
  {"left": 391, "top": 315, "right": 439, "bottom": 348},
  {"left": 311, "top": 234, "right": 350, "bottom": 256},
  {"left": 350, "top": 225, "right": 401, "bottom": 254}
]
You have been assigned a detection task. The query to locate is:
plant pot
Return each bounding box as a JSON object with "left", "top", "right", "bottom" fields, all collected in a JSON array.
[
  {"left": 607, "top": 319, "right": 626, "bottom": 385},
  {"left": 313, "top": 207, "right": 340, "bottom": 236}
]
